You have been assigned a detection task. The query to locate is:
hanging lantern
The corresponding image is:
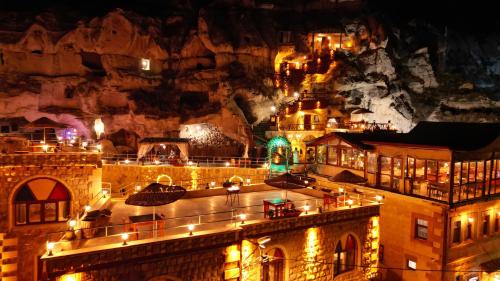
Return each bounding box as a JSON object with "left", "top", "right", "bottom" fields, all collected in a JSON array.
[{"left": 94, "top": 118, "right": 105, "bottom": 139}]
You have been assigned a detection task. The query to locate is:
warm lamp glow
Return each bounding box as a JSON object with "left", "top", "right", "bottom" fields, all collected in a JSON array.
[
  {"left": 468, "top": 217, "right": 474, "bottom": 223},
  {"left": 225, "top": 161, "right": 230, "bottom": 167},
  {"left": 47, "top": 242, "right": 55, "bottom": 256},
  {"left": 94, "top": 118, "right": 105, "bottom": 139},
  {"left": 239, "top": 213, "right": 247, "bottom": 224},
  {"left": 121, "top": 233, "right": 129, "bottom": 245},
  {"left": 188, "top": 224, "right": 195, "bottom": 235}
]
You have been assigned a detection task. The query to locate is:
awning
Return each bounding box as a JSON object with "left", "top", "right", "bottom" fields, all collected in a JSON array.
[{"left": 480, "top": 258, "right": 500, "bottom": 274}]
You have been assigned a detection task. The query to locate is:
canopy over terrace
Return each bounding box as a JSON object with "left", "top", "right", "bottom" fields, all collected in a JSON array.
[{"left": 138, "top": 137, "right": 190, "bottom": 161}]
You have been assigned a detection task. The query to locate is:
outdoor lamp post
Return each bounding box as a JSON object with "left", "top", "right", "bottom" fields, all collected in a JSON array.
[
  {"left": 188, "top": 224, "right": 195, "bottom": 236},
  {"left": 239, "top": 213, "right": 247, "bottom": 225},
  {"left": 304, "top": 203, "right": 310, "bottom": 215},
  {"left": 46, "top": 242, "right": 55, "bottom": 256},
  {"left": 121, "top": 233, "right": 129, "bottom": 246},
  {"left": 94, "top": 118, "right": 105, "bottom": 139}
]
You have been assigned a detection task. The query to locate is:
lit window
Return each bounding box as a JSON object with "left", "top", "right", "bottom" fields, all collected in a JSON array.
[
  {"left": 140, "top": 58, "right": 150, "bottom": 71},
  {"left": 407, "top": 259, "right": 417, "bottom": 270},
  {"left": 14, "top": 178, "right": 71, "bottom": 225},
  {"left": 415, "top": 218, "right": 428, "bottom": 240}
]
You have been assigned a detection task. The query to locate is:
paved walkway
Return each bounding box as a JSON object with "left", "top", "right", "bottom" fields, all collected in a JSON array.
[{"left": 57, "top": 190, "right": 318, "bottom": 252}]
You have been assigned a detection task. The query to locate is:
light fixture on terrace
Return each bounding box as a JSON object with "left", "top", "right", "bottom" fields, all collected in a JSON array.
[
  {"left": 46, "top": 242, "right": 55, "bottom": 256},
  {"left": 468, "top": 217, "right": 474, "bottom": 223},
  {"left": 121, "top": 233, "right": 129, "bottom": 246},
  {"left": 154, "top": 159, "right": 160, "bottom": 165},
  {"left": 347, "top": 199, "right": 354, "bottom": 208},
  {"left": 270, "top": 105, "right": 276, "bottom": 112},
  {"left": 225, "top": 162, "right": 230, "bottom": 167},
  {"left": 304, "top": 203, "right": 310, "bottom": 215},
  {"left": 96, "top": 144, "right": 102, "bottom": 152},
  {"left": 68, "top": 219, "right": 76, "bottom": 231},
  {"left": 188, "top": 224, "right": 195, "bottom": 236},
  {"left": 375, "top": 195, "right": 383, "bottom": 204},
  {"left": 42, "top": 144, "right": 49, "bottom": 152},
  {"left": 102, "top": 189, "right": 109, "bottom": 198},
  {"left": 84, "top": 204, "right": 91, "bottom": 213},
  {"left": 246, "top": 178, "right": 251, "bottom": 185},
  {"left": 239, "top": 213, "right": 247, "bottom": 225},
  {"left": 210, "top": 181, "right": 216, "bottom": 187}
]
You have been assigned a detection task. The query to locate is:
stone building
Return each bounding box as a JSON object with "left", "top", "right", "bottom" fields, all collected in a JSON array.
[
  {"left": 0, "top": 152, "right": 102, "bottom": 281},
  {"left": 40, "top": 205, "right": 380, "bottom": 281},
  {"left": 305, "top": 121, "right": 500, "bottom": 281}
]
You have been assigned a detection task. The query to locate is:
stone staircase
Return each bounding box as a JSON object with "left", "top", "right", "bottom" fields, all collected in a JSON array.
[{"left": 0, "top": 233, "right": 18, "bottom": 281}]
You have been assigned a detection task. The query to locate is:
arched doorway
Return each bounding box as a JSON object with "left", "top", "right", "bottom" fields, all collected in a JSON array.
[
  {"left": 262, "top": 248, "right": 285, "bottom": 281},
  {"left": 13, "top": 178, "right": 71, "bottom": 225}
]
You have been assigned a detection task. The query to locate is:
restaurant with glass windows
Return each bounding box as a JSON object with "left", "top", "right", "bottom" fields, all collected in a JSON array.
[{"left": 306, "top": 122, "right": 500, "bottom": 205}]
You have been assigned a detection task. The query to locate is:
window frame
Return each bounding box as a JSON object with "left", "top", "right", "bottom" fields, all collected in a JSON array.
[{"left": 415, "top": 218, "right": 429, "bottom": 240}]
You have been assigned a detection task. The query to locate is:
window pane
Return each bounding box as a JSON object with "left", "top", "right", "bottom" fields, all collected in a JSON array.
[
  {"left": 367, "top": 152, "right": 377, "bottom": 173},
  {"left": 393, "top": 158, "right": 402, "bottom": 177},
  {"left": 29, "top": 204, "right": 41, "bottom": 223},
  {"left": 381, "top": 157, "right": 391, "bottom": 175},
  {"left": 44, "top": 202, "right": 57, "bottom": 222},
  {"left": 407, "top": 157, "right": 415, "bottom": 178},
  {"left": 381, "top": 175, "right": 391, "bottom": 188},
  {"left": 416, "top": 159, "right": 425, "bottom": 180},
  {"left": 15, "top": 204, "right": 26, "bottom": 225},
  {"left": 328, "top": 146, "right": 338, "bottom": 165},
  {"left": 469, "top": 162, "right": 476, "bottom": 182},
  {"left": 461, "top": 162, "right": 469, "bottom": 184},
  {"left": 317, "top": 145, "right": 326, "bottom": 164},
  {"left": 476, "top": 161, "right": 484, "bottom": 182},
  {"left": 416, "top": 219, "right": 428, "bottom": 239},
  {"left": 427, "top": 160, "right": 437, "bottom": 182},
  {"left": 438, "top": 162, "right": 450, "bottom": 185},
  {"left": 58, "top": 201, "right": 69, "bottom": 221}
]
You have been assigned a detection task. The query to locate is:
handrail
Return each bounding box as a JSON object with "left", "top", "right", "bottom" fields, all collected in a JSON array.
[{"left": 44, "top": 196, "right": 379, "bottom": 255}]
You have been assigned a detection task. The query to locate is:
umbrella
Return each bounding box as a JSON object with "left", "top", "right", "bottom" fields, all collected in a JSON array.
[
  {"left": 328, "top": 170, "right": 367, "bottom": 184},
  {"left": 125, "top": 182, "right": 186, "bottom": 236},
  {"left": 329, "top": 170, "right": 367, "bottom": 206},
  {"left": 264, "top": 173, "right": 316, "bottom": 199},
  {"left": 351, "top": 108, "right": 373, "bottom": 115}
]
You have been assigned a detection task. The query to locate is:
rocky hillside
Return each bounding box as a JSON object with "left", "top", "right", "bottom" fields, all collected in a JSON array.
[{"left": 0, "top": 1, "right": 498, "bottom": 154}]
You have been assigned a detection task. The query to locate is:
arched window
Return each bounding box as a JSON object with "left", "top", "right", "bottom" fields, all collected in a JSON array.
[
  {"left": 334, "top": 241, "right": 344, "bottom": 276},
  {"left": 14, "top": 178, "right": 70, "bottom": 225},
  {"left": 334, "top": 235, "right": 358, "bottom": 277},
  {"left": 345, "top": 235, "right": 357, "bottom": 271},
  {"left": 262, "top": 248, "right": 285, "bottom": 281}
]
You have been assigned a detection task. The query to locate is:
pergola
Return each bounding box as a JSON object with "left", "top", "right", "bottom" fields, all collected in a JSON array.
[{"left": 138, "top": 137, "right": 190, "bottom": 161}]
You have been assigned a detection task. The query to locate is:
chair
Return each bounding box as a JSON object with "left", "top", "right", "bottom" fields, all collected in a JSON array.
[{"left": 323, "top": 193, "right": 337, "bottom": 210}]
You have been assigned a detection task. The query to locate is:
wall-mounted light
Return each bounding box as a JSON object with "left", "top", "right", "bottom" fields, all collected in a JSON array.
[
  {"left": 375, "top": 195, "right": 383, "bottom": 204},
  {"left": 68, "top": 219, "right": 76, "bottom": 230},
  {"left": 225, "top": 162, "right": 230, "bottom": 167},
  {"left": 468, "top": 217, "right": 474, "bottom": 224},
  {"left": 47, "top": 242, "right": 55, "bottom": 256}
]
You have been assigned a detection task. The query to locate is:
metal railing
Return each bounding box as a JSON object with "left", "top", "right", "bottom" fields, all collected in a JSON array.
[
  {"left": 102, "top": 154, "right": 268, "bottom": 168},
  {"left": 113, "top": 173, "right": 270, "bottom": 195},
  {"left": 44, "top": 196, "right": 379, "bottom": 256}
]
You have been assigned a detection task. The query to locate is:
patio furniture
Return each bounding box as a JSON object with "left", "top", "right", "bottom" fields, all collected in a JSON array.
[
  {"left": 225, "top": 186, "right": 240, "bottom": 206},
  {"left": 128, "top": 213, "right": 166, "bottom": 239},
  {"left": 263, "top": 199, "right": 298, "bottom": 218},
  {"left": 323, "top": 193, "right": 338, "bottom": 210}
]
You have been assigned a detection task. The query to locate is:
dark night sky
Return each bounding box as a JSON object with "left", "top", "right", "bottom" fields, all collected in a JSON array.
[{"left": 0, "top": 0, "right": 498, "bottom": 32}]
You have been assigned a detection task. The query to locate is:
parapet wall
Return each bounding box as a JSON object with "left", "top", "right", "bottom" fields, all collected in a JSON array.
[
  {"left": 102, "top": 164, "right": 269, "bottom": 192},
  {"left": 42, "top": 205, "right": 380, "bottom": 281}
]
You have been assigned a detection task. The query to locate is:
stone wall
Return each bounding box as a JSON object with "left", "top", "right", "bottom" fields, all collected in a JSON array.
[
  {"left": 0, "top": 152, "right": 102, "bottom": 281},
  {"left": 42, "top": 205, "right": 380, "bottom": 281},
  {"left": 310, "top": 174, "right": 446, "bottom": 281},
  {"left": 102, "top": 164, "right": 269, "bottom": 192}
]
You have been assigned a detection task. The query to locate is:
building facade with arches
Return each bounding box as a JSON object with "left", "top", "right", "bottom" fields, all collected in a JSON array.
[{"left": 0, "top": 153, "right": 102, "bottom": 281}]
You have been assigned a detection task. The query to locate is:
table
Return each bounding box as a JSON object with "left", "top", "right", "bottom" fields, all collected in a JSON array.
[
  {"left": 323, "top": 193, "right": 339, "bottom": 210},
  {"left": 263, "top": 199, "right": 292, "bottom": 218},
  {"left": 427, "top": 184, "right": 448, "bottom": 200},
  {"left": 225, "top": 186, "right": 240, "bottom": 206},
  {"left": 128, "top": 214, "right": 165, "bottom": 239}
]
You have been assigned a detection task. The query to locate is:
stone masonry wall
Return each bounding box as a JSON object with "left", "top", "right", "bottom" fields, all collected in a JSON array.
[
  {"left": 42, "top": 205, "right": 379, "bottom": 281},
  {"left": 0, "top": 152, "right": 102, "bottom": 281},
  {"left": 102, "top": 165, "right": 269, "bottom": 192}
]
